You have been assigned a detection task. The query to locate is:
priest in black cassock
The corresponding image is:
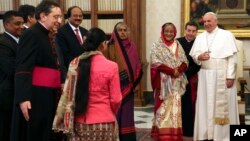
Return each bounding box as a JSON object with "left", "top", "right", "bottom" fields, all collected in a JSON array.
[
  {"left": 177, "top": 21, "right": 200, "bottom": 140},
  {"left": 11, "top": 1, "right": 64, "bottom": 141}
]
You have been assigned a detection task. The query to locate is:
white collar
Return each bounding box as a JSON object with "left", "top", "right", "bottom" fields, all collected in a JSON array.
[
  {"left": 23, "top": 24, "right": 29, "bottom": 29},
  {"left": 206, "top": 26, "right": 219, "bottom": 35},
  {"left": 69, "top": 22, "right": 79, "bottom": 31},
  {"left": 5, "top": 31, "right": 19, "bottom": 43}
]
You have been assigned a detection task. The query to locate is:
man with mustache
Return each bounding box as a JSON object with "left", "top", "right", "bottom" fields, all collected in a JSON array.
[{"left": 56, "top": 6, "right": 88, "bottom": 69}]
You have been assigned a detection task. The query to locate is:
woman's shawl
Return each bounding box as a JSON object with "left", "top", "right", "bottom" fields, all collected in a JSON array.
[
  {"left": 104, "top": 32, "right": 142, "bottom": 99},
  {"left": 150, "top": 38, "right": 188, "bottom": 99},
  {"left": 52, "top": 51, "right": 101, "bottom": 134}
]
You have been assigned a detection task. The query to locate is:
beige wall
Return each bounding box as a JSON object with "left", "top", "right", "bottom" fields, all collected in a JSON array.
[
  {"left": 145, "top": 0, "right": 250, "bottom": 91},
  {"left": 145, "top": 0, "right": 181, "bottom": 91}
]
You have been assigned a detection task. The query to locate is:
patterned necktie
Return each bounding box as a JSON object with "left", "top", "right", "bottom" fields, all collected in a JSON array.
[
  {"left": 75, "top": 29, "right": 82, "bottom": 45},
  {"left": 48, "top": 31, "right": 60, "bottom": 68}
]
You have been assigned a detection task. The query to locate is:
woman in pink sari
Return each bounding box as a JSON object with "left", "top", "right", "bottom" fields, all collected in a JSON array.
[{"left": 150, "top": 22, "right": 188, "bottom": 141}]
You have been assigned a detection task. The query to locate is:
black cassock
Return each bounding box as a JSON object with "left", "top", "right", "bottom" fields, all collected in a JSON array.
[
  {"left": 177, "top": 37, "right": 201, "bottom": 137},
  {"left": 11, "top": 22, "right": 65, "bottom": 141}
]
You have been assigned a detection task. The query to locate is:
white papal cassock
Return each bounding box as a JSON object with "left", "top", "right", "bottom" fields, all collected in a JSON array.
[{"left": 189, "top": 27, "right": 239, "bottom": 141}]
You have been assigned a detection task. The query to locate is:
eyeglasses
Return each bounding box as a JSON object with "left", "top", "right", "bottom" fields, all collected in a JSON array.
[{"left": 53, "top": 15, "right": 63, "bottom": 20}]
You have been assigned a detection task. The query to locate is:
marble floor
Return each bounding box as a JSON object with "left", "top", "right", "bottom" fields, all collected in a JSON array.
[
  {"left": 134, "top": 89, "right": 250, "bottom": 140},
  {"left": 246, "top": 107, "right": 250, "bottom": 125},
  {"left": 245, "top": 93, "right": 250, "bottom": 125},
  {"left": 135, "top": 104, "right": 154, "bottom": 129},
  {"left": 134, "top": 102, "right": 250, "bottom": 141},
  {"left": 134, "top": 103, "right": 250, "bottom": 129},
  {"left": 134, "top": 104, "right": 154, "bottom": 141}
]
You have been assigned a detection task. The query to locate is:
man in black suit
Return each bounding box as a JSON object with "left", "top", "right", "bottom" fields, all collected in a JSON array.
[
  {"left": 56, "top": 6, "right": 88, "bottom": 68},
  {"left": 0, "top": 10, "right": 24, "bottom": 141},
  {"left": 18, "top": 4, "right": 36, "bottom": 30}
]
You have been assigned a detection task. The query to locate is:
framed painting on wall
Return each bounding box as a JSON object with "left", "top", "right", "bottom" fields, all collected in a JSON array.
[{"left": 181, "top": 0, "right": 250, "bottom": 38}]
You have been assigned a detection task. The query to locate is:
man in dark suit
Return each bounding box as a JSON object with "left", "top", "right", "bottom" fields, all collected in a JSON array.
[
  {"left": 0, "top": 10, "right": 24, "bottom": 141},
  {"left": 56, "top": 6, "right": 88, "bottom": 68},
  {"left": 11, "top": 1, "right": 63, "bottom": 141},
  {"left": 18, "top": 4, "right": 36, "bottom": 30}
]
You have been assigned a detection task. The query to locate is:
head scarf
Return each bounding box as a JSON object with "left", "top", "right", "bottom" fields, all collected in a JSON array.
[
  {"left": 110, "top": 22, "right": 141, "bottom": 81},
  {"left": 161, "top": 22, "right": 177, "bottom": 47},
  {"left": 108, "top": 22, "right": 142, "bottom": 99}
]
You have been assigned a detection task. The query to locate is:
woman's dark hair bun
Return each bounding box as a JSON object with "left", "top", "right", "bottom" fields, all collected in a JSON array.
[{"left": 82, "top": 27, "right": 106, "bottom": 51}]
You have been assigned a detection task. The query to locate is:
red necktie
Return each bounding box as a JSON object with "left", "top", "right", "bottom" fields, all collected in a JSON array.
[{"left": 75, "top": 29, "right": 82, "bottom": 45}]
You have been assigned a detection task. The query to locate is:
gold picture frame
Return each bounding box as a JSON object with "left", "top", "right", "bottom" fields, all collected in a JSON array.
[{"left": 181, "top": 0, "right": 250, "bottom": 38}]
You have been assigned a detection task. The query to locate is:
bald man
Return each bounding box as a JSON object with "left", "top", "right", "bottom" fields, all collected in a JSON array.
[{"left": 190, "top": 12, "right": 239, "bottom": 141}]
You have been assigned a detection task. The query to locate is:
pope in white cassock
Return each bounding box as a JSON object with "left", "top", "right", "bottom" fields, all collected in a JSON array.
[{"left": 189, "top": 12, "right": 240, "bottom": 141}]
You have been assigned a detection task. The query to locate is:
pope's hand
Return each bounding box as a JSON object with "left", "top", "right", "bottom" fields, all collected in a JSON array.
[{"left": 198, "top": 52, "right": 210, "bottom": 61}]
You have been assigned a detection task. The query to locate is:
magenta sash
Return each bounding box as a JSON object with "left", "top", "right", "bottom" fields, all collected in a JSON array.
[{"left": 32, "top": 67, "right": 61, "bottom": 88}]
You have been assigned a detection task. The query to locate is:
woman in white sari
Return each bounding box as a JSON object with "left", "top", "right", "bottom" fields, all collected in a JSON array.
[{"left": 150, "top": 22, "right": 188, "bottom": 141}]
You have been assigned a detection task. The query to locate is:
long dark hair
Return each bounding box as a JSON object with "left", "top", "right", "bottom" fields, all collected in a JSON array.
[{"left": 75, "top": 27, "right": 106, "bottom": 115}]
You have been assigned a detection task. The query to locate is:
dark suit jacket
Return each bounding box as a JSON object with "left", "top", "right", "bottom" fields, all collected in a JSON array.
[
  {"left": 56, "top": 23, "right": 88, "bottom": 68},
  {"left": 0, "top": 33, "right": 18, "bottom": 110}
]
